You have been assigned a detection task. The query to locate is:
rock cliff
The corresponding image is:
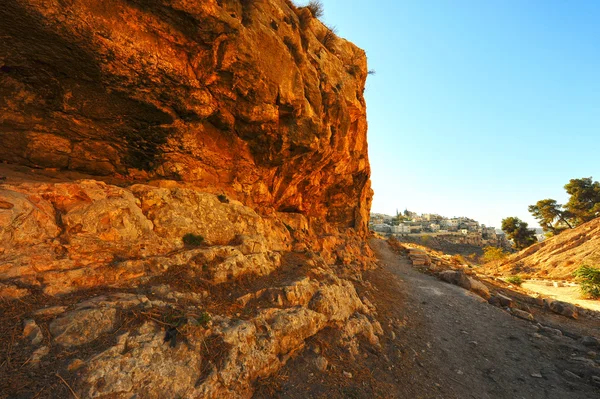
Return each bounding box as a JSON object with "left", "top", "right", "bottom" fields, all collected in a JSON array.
[
  {"left": 0, "top": 1, "right": 377, "bottom": 397},
  {"left": 0, "top": 0, "right": 371, "bottom": 233}
]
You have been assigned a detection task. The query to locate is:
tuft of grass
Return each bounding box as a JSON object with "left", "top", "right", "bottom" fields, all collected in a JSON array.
[
  {"left": 505, "top": 275, "right": 523, "bottom": 286},
  {"left": 182, "top": 233, "right": 204, "bottom": 247},
  {"left": 319, "top": 25, "right": 337, "bottom": 50},
  {"left": 573, "top": 265, "right": 600, "bottom": 299},
  {"left": 306, "top": 0, "right": 324, "bottom": 18}
]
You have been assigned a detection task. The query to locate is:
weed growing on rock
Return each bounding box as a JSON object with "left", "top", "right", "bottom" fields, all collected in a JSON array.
[
  {"left": 183, "top": 233, "right": 204, "bottom": 247},
  {"left": 306, "top": 0, "right": 324, "bottom": 18},
  {"left": 573, "top": 265, "right": 600, "bottom": 298},
  {"left": 196, "top": 311, "right": 211, "bottom": 326},
  {"left": 321, "top": 26, "right": 337, "bottom": 50}
]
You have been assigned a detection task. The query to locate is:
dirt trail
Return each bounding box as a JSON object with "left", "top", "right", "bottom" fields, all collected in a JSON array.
[
  {"left": 370, "top": 239, "right": 599, "bottom": 399},
  {"left": 254, "top": 239, "right": 599, "bottom": 398}
]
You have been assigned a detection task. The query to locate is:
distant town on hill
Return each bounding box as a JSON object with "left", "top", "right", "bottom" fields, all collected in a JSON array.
[{"left": 369, "top": 210, "right": 546, "bottom": 251}]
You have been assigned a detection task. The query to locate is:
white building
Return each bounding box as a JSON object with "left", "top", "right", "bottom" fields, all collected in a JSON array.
[
  {"left": 372, "top": 224, "right": 392, "bottom": 233},
  {"left": 392, "top": 224, "right": 410, "bottom": 234}
]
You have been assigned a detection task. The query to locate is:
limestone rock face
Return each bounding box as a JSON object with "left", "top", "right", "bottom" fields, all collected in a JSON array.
[
  {"left": 0, "top": 0, "right": 372, "bottom": 233},
  {"left": 0, "top": 179, "right": 291, "bottom": 295}
]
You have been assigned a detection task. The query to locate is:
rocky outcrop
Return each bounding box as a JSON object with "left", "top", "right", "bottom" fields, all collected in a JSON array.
[
  {"left": 0, "top": 1, "right": 377, "bottom": 397},
  {"left": 0, "top": 178, "right": 292, "bottom": 295},
  {"left": 0, "top": 173, "right": 377, "bottom": 398},
  {"left": 0, "top": 0, "right": 372, "bottom": 233}
]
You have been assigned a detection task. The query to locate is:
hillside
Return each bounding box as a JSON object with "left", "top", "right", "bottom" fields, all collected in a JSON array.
[{"left": 482, "top": 218, "right": 600, "bottom": 279}]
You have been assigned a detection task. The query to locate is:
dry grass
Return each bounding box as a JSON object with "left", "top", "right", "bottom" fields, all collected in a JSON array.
[{"left": 306, "top": 0, "right": 324, "bottom": 18}]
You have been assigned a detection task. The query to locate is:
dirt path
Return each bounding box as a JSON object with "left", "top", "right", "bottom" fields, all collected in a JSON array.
[
  {"left": 254, "top": 239, "right": 599, "bottom": 398},
  {"left": 370, "top": 238, "right": 599, "bottom": 399}
]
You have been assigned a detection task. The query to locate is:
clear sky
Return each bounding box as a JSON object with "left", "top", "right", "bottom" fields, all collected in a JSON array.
[{"left": 311, "top": 0, "right": 600, "bottom": 228}]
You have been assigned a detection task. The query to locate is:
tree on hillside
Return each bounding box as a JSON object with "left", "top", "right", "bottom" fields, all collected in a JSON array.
[
  {"left": 501, "top": 217, "right": 537, "bottom": 250},
  {"left": 528, "top": 199, "right": 573, "bottom": 235},
  {"left": 564, "top": 177, "right": 600, "bottom": 225}
]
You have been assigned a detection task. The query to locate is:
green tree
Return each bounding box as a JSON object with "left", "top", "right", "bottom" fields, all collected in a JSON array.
[
  {"left": 564, "top": 177, "right": 600, "bottom": 225},
  {"left": 528, "top": 199, "right": 573, "bottom": 235},
  {"left": 501, "top": 217, "right": 537, "bottom": 250}
]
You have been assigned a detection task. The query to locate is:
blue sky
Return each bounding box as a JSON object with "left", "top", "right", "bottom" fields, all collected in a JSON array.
[{"left": 311, "top": 0, "right": 600, "bottom": 227}]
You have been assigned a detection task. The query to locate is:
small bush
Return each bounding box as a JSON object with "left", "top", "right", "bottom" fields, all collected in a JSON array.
[
  {"left": 306, "top": 0, "right": 324, "bottom": 18},
  {"left": 573, "top": 265, "right": 600, "bottom": 298},
  {"left": 482, "top": 246, "right": 508, "bottom": 263},
  {"left": 505, "top": 275, "right": 523, "bottom": 286},
  {"left": 183, "top": 233, "right": 204, "bottom": 247}
]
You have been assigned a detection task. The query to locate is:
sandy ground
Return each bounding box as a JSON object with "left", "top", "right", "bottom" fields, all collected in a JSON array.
[
  {"left": 521, "top": 281, "right": 600, "bottom": 312},
  {"left": 254, "top": 239, "right": 600, "bottom": 398}
]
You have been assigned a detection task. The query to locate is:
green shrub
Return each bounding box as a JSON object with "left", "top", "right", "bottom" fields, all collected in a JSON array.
[
  {"left": 573, "top": 265, "right": 600, "bottom": 299},
  {"left": 182, "top": 233, "right": 204, "bottom": 247},
  {"left": 482, "top": 246, "right": 508, "bottom": 263},
  {"left": 505, "top": 275, "right": 523, "bottom": 286}
]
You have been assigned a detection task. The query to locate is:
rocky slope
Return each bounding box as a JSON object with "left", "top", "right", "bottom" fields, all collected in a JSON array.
[
  {"left": 0, "top": 0, "right": 372, "bottom": 233},
  {"left": 483, "top": 218, "right": 600, "bottom": 279},
  {"left": 0, "top": 167, "right": 378, "bottom": 398},
  {"left": 0, "top": 1, "right": 377, "bottom": 397}
]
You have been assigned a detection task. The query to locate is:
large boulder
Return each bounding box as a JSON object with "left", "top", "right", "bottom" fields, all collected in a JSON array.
[{"left": 543, "top": 298, "right": 578, "bottom": 319}]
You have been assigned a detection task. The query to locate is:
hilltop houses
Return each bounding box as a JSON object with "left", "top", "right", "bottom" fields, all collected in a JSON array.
[{"left": 369, "top": 210, "right": 510, "bottom": 249}]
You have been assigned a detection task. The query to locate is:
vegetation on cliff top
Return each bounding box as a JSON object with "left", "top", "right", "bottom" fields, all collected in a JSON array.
[{"left": 528, "top": 177, "right": 600, "bottom": 236}]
